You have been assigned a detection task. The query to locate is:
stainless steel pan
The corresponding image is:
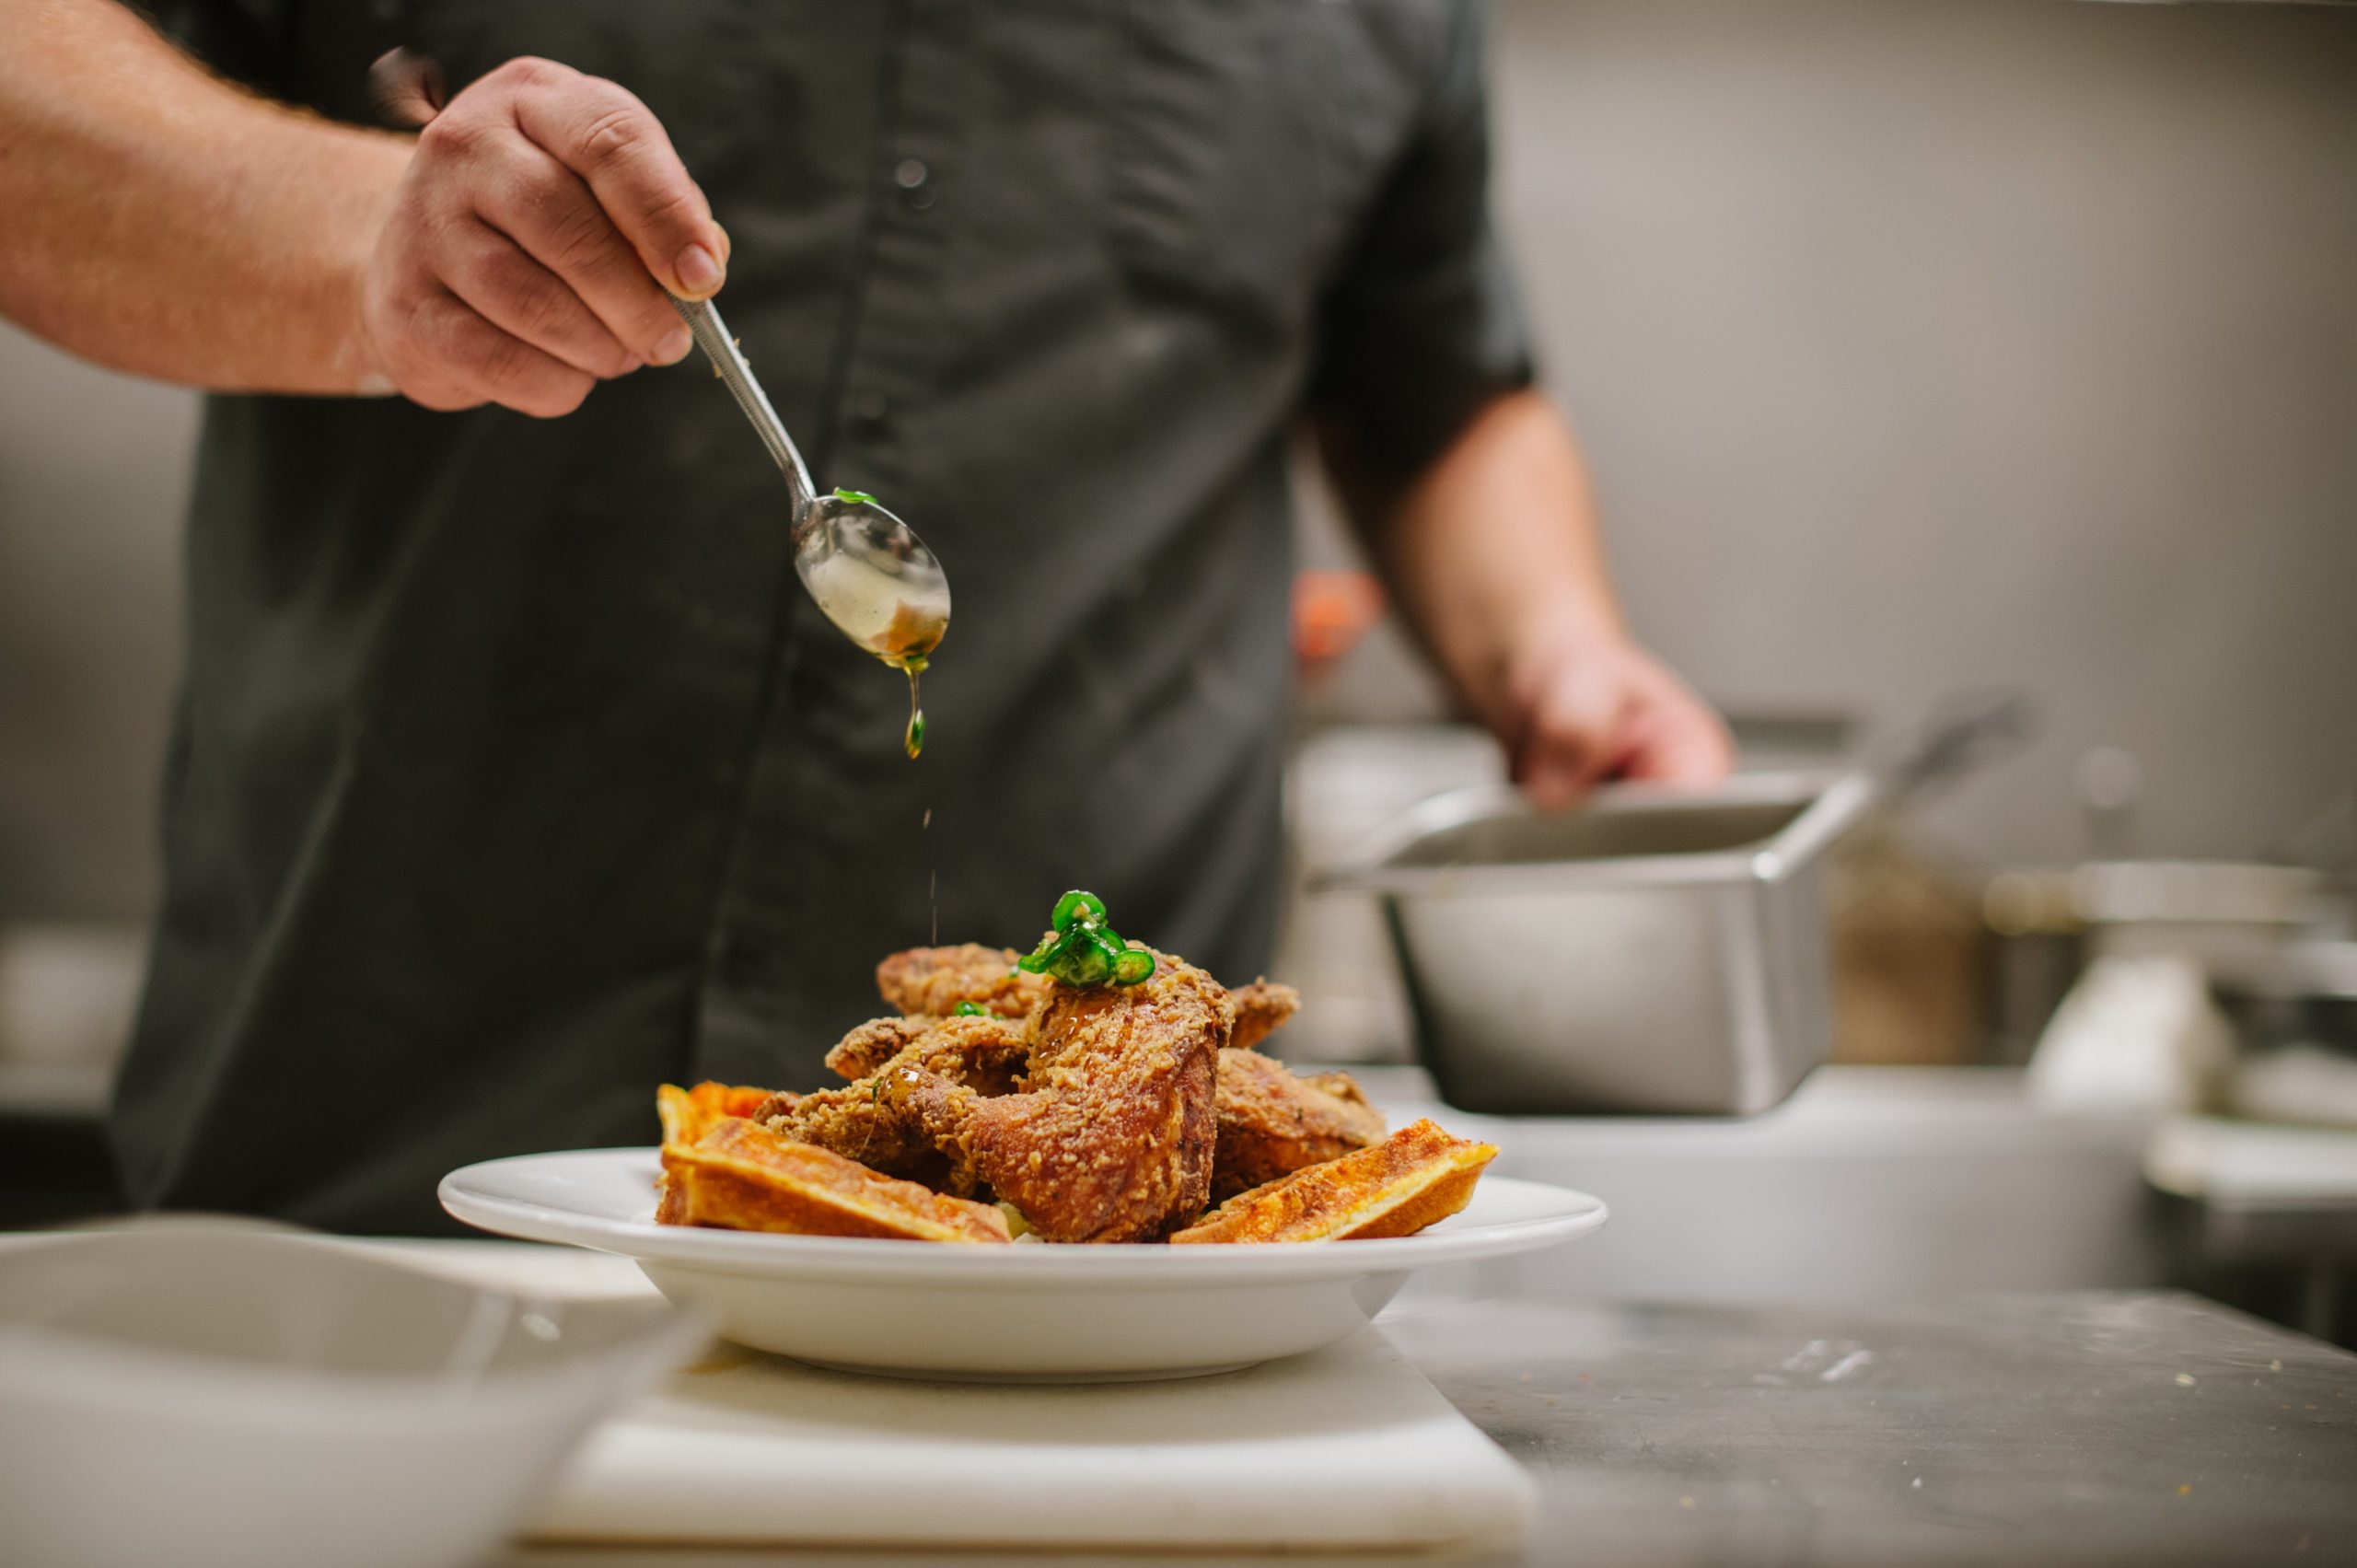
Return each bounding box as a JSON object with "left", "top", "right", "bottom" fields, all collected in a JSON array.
[
  {"left": 1319, "top": 772, "right": 1874, "bottom": 1115},
  {"left": 1315, "top": 693, "right": 2028, "bottom": 1114}
]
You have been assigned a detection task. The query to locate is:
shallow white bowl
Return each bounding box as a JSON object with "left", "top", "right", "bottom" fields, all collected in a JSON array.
[
  {"left": 0, "top": 1221, "right": 700, "bottom": 1568},
  {"left": 440, "top": 1148, "right": 1607, "bottom": 1380}
]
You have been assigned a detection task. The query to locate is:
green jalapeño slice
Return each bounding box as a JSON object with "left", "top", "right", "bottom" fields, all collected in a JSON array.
[{"left": 1016, "top": 889, "right": 1155, "bottom": 988}]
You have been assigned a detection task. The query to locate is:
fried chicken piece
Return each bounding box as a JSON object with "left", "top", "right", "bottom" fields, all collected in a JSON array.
[
  {"left": 754, "top": 1081, "right": 947, "bottom": 1190},
  {"left": 656, "top": 1117, "right": 1011, "bottom": 1243},
  {"left": 874, "top": 944, "right": 1051, "bottom": 1020},
  {"left": 656, "top": 1082, "right": 779, "bottom": 1152},
  {"left": 1211, "top": 1049, "right": 1387, "bottom": 1202},
  {"left": 756, "top": 1015, "right": 1029, "bottom": 1194},
  {"left": 824, "top": 1013, "right": 1029, "bottom": 1086},
  {"left": 1223, "top": 980, "right": 1302, "bottom": 1051},
  {"left": 824, "top": 1016, "right": 928, "bottom": 1081},
  {"left": 1169, "top": 1120, "right": 1496, "bottom": 1245},
  {"left": 875, "top": 945, "right": 1296, "bottom": 1047},
  {"left": 889, "top": 952, "right": 1223, "bottom": 1243}
]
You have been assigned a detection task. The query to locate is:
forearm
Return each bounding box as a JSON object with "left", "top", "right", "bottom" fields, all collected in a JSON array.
[
  {"left": 0, "top": 0, "right": 409, "bottom": 392},
  {"left": 1324, "top": 388, "right": 1729, "bottom": 796},
  {"left": 1322, "top": 388, "right": 1623, "bottom": 726}
]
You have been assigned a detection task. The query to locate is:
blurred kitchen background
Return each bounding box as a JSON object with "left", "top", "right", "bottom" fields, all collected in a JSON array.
[{"left": 6, "top": 0, "right": 2355, "bottom": 1334}]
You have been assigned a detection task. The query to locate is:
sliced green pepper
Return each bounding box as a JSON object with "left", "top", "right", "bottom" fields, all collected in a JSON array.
[
  {"left": 1016, "top": 928, "right": 1062, "bottom": 974},
  {"left": 1059, "top": 933, "right": 1115, "bottom": 986},
  {"left": 954, "top": 1001, "right": 985, "bottom": 1017},
  {"left": 1051, "top": 889, "right": 1108, "bottom": 935},
  {"left": 1016, "top": 890, "right": 1155, "bottom": 987}
]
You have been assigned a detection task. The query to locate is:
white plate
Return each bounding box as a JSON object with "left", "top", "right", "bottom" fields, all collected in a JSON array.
[{"left": 440, "top": 1148, "right": 1607, "bottom": 1381}]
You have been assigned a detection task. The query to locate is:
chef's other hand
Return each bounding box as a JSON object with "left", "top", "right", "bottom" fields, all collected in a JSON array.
[
  {"left": 1504, "top": 630, "right": 1734, "bottom": 810},
  {"left": 361, "top": 56, "right": 727, "bottom": 417}
]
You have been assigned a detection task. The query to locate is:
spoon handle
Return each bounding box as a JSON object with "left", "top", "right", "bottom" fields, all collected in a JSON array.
[{"left": 669, "top": 296, "right": 818, "bottom": 512}]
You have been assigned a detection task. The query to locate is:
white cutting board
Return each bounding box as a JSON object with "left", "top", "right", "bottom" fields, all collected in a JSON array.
[{"left": 374, "top": 1241, "right": 1536, "bottom": 1555}]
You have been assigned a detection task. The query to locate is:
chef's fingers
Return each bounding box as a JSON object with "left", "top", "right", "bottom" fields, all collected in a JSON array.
[
  {"left": 439, "top": 216, "right": 642, "bottom": 381},
  {"left": 500, "top": 60, "right": 728, "bottom": 301},
  {"left": 1616, "top": 665, "right": 1736, "bottom": 786},
  {"left": 1511, "top": 665, "right": 1625, "bottom": 812},
  {"left": 399, "top": 287, "right": 598, "bottom": 419},
  {"left": 1627, "top": 723, "right": 1736, "bottom": 785},
  {"left": 1515, "top": 739, "right": 1620, "bottom": 813},
  {"left": 464, "top": 139, "right": 693, "bottom": 368}
]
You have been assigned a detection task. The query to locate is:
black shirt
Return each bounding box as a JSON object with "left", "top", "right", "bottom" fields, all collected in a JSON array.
[{"left": 111, "top": 0, "right": 1534, "bottom": 1232}]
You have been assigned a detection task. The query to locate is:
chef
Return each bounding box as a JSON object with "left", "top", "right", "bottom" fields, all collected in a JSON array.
[{"left": 3, "top": 0, "right": 1729, "bottom": 1231}]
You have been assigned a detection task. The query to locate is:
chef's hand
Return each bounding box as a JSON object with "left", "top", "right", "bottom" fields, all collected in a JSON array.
[
  {"left": 360, "top": 56, "right": 728, "bottom": 417},
  {"left": 1500, "top": 628, "right": 1735, "bottom": 810}
]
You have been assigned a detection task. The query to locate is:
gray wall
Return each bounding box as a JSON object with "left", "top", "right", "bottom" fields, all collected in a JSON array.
[
  {"left": 3, "top": 0, "right": 2356, "bottom": 924},
  {"left": 1488, "top": 0, "right": 2357, "bottom": 866}
]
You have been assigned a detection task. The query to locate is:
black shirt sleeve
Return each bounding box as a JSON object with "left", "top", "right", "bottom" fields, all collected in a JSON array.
[
  {"left": 140, "top": 0, "right": 296, "bottom": 98},
  {"left": 1307, "top": 1, "right": 1537, "bottom": 481}
]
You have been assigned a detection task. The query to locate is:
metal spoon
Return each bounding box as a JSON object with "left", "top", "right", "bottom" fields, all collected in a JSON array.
[{"left": 670, "top": 297, "right": 951, "bottom": 678}]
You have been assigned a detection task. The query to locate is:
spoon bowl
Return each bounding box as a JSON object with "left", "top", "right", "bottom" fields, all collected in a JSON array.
[
  {"left": 670, "top": 297, "right": 951, "bottom": 666},
  {"left": 795, "top": 491, "right": 951, "bottom": 666}
]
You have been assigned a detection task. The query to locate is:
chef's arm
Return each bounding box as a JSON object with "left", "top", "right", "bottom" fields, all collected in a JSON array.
[
  {"left": 1318, "top": 388, "right": 1733, "bottom": 806},
  {"left": 0, "top": 0, "right": 726, "bottom": 415}
]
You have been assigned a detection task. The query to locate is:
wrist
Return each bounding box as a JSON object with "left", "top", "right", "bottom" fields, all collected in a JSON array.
[{"left": 328, "top": 135, "right": 412, "bottom": 395}]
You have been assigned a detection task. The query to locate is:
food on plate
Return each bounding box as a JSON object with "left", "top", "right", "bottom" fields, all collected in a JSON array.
[
  {"left": 655, "top": 1081, "right": 775, "bottom": 1150},
  {"left": 1169, "top": 1120, "right": 1498, "bottom": 1245},
  {"left": 657, "top": 1116, "right": 1011, "bottom": 1243},
  {"left": 819, "top": 1011, "right": 1030, "bottom": 1085},
  {"left": 874, "top": 943, "right": 1050, "bottom": 1020},
  {"left": 652, "top": 891, "right": 1491, "bottom": 1245},
  {"left": 1210, "top": 1047, "right": 1387, "bottom": 1202},
  {"left": 755, "top": 1013, "right": 1029, "bottom": 1194},
  {"left": 887, "top": 947, "right": 1222, "bottom": 1242},
  {"left": 1223, "top": 979, "right": 1302, "bottom": 1051}
]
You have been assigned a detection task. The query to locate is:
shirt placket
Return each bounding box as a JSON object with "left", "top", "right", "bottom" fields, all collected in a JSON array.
[{"left": 691, "top": 0, "right": 972, "bottom": 1081}]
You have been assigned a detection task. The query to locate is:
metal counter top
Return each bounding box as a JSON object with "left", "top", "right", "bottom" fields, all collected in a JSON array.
[
  {"left": 1387, "top": 1292, "right": 2354, "bottom": 1566},
  {"left": 515, "top": 1288, "right": 2357, "bottom": 1568}
]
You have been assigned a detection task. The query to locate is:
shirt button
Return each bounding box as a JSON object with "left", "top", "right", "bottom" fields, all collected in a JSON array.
[
  {"left": 853, "top": 390, "right": 891, "bottom": 430},
  {"left": 895, "top": 159, "right": 935, "bottom": 210}
]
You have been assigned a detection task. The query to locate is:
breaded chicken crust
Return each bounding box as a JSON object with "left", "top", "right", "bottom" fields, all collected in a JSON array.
[
  {"left": 874, "top": 944, "right": 1051, "bottom": 1020},
  {"left": 889, "top": 951, "right": 1224, "bottom": 1243},
  {"left": 874, "top": 949, "right": 1289, "bottom": 1045},
  {"left": 1223, "top": 980, "right": 1302, "bottom": 1051},
  {"left": 1211, "top": 1049, "right": 1386, "bottom": 1201},
  {"left": 758, "top": 1015, "right": 1029, "bottom": 1194},
  {"left": 823, "top": 1013, "right": 1031, "bottom": 1088}
]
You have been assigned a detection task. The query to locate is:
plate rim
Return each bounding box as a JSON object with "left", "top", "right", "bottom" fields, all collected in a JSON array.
[{"left": 438, "top": 1147, "right": 1607, "bottom": 1284}]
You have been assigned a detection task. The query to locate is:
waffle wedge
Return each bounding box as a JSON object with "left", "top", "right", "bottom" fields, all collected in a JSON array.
[
  {"left": 656, "top": 1081, "right": 779, "bottom": 1152},
  {"left": 1169, "top": 1119, "right": 1496, "bottom": 1245},
  {"left": 656, "top": 1116, "right": 1012, "bottom": 1243}
]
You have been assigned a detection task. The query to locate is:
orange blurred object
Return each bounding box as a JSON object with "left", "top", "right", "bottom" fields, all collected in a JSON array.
[{"left": 1292, "top": 570, "right": 1387, "bottom": 675}]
